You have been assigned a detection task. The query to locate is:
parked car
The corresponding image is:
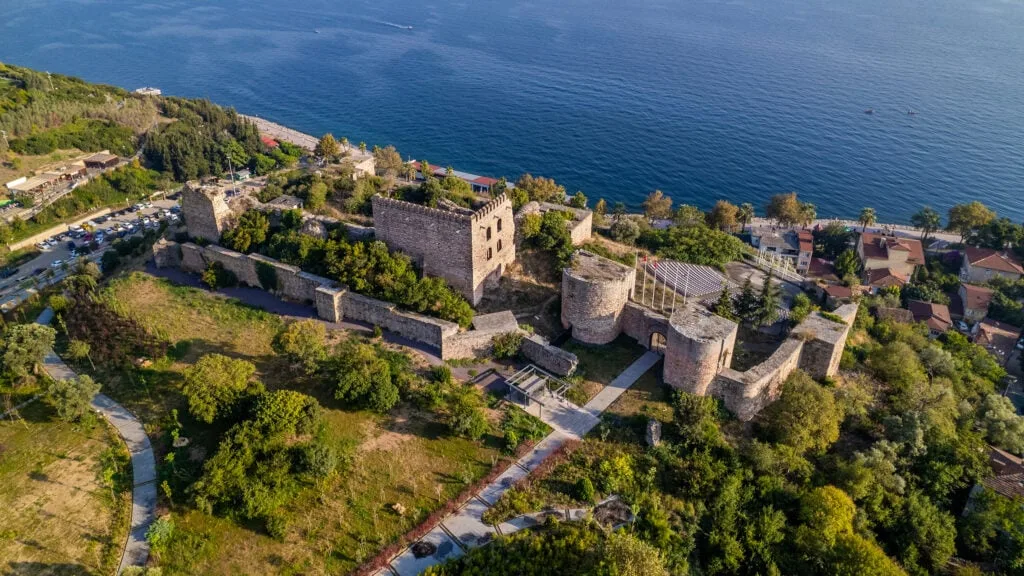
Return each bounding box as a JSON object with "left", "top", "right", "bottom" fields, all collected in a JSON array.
[
  {"left": 36, "top": 242, "right": 50, "bottom": 251},
  {"left": 50, "top": 259, "right": 64, "bottom": 268},
  {"left": 32, "top": 267, "right": 45, "bottom": 276},
  {"left": 1017, "top": 339, "right": 1023, "bottom": 350},
  {"left": 956, "top": 320, "right": 970, "bottom": 333}
]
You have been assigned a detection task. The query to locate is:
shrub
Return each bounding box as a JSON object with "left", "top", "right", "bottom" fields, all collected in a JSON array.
[
  {"left": 46, "top": 375, "right": 101, "bottom": 422},
  {"left": 577, "top": 476, "right": 596, "bottom": 503},
  {"left": 446, "top": 385, "right": 489, "bottom": 440},
  {"left": 372, "top": 325, "right": 383, "bottom": 338},
  {"left": 430, "top": 365, "right": 454, "bottom": 385},
  {"left": 182, "top": 354, "right": 260, "bottom": 424},
  {"left": 297, "top": 441, "right": 338, "bottom": 478},
  {"left": 201, "top": 261, "right": 237, "bottom": 289},
  {"left": 273, "top": 319, "right": 328, "bottom": 374},
  {"left": 492, "top": 331, "right": 524, "bottom": 359}
]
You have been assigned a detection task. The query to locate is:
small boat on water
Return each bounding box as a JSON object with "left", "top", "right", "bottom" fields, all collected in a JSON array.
[
  {"left": 907, "top": 109, "right": 917, "bottom": 115},
  {"left": 864, "top": 109, "right": 874, "bottom": 114},
  {"left": 314, "top": 29, "right": 321, "bottom": 34}
]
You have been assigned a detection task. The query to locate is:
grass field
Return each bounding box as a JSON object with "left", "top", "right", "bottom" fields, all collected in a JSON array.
[
  {"left": 93, "top": 272, "right": 503, "bottom": 575},
  {"left": 0, "top": 401, "right": 131, "bottom": 576},
  {"left": 561, "top": 335, "right": 648, "bottom": 404}
]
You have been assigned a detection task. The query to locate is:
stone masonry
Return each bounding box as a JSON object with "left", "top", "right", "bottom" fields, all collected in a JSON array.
[
  {"left": 371, "top": 194, "right": 515, "bottom": 305},
  {"left": 561, "top": 251, "right": 859, "bottom": 421},
  {"left": 180, "top": 181, "right": 233, "bottom": 243}
]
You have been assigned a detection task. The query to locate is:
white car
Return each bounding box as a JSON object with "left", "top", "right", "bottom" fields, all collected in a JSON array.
[
  {"left": 36, "top": 242, "right": 51, "bottom": 251},
  {"left": 50, "top": 259, "right": 63, "bottom": 268}
]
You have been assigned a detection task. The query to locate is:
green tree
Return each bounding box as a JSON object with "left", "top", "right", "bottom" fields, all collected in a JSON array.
[
  {"left": 712, "top": 283, "right": 737, "bottom": 321},
  {"left": 446, "top": 384, "right": 489, "bottom": 440},
  {"left": 568, "top": 191, "right": 587, "bottom": 209},
  {"left": 373, "top": 144, "right": 403, "bottom": 177},
  {"left": 643, "top": 190, "right": 673, "bottom": 220},
  {"left": 221, "top": 209, "right": 269, "bottom": 253},
  {"left": 273, "top": 320, "right": 328, "bottom": 374},
  {"left": 910, "top": 206, "right": 941, "bottom": 243},
  {"left": 734, "top": 278, "right": 760, "bottom": 325},
  {"left": 858, "top": 207, "right": 877, "bottom": 231},
  {"left": 182, "top": 354, "right": 260, "bottom": 423},
  {"left": 1, "top": 323, "right": 56, "bottom": 385},
  {"left": 834, "top": 249, "right": 860, "bottom": 279},
  {"left": 708, "top": 200, "right": 739, "bottom": 232},
  {"left": 959, "top": 488, "right": 1024, "bottom": 571},
  {"left": 738, "top": 202, "right": 755, "bottom": 232},
  {"left": 947, "top": 201, "right": 995, "bottom": 243},
  {"left": 755, "top": 271, "right": 781, "bottom": 327},
  {"left": 306, "top": 181, "right": 328, "bottom": 211},
  {"left": 766, "top": 192, "right": 802, "bottom": 227},
  {"left": 594, "top": 198, "right": 607, "bottom": 218},
  {"left": 759, "top": 371, "right": 841, "bottom": 454},
  {"left": 46, "top": 375, "right": 101, "bottom": 422},
  {"left": 604, "top": 531, "right": 669, "bottom": 576},
  {"left": 892, "top": 491, "right": 956, "bottom": 574},
  {"left": 977, "top": 394, "right": 1024, "bottom": 454},
  {"left": 314, "top": 133, "right": 340, "bottom": 160},
  {"left": 328, "top": 340, "right": 399, "bottom": 413},
  {"left": 813, "top": 222, "right": 853, "bottom": 260},
  {"left": 673, "top": 204, "right": 705, "bottom": 228},
  {"left": 515, "top": 173, "right": 565, "bottom": 205},
  {"left": 66, "top": 339, "right": 95, "bottom": 370},
  {"left": 609, "top": 218, "right": 641, "bottom": 244}
]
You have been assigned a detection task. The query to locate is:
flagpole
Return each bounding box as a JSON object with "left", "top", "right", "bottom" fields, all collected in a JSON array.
[
  {"left": 640, "top": 254, "right": 648, "bottom": 306},
  {"left": 660, "top": 261, "right": 667, "bottom": 311},
  {"left": 670, "top": 268, "right": 679, "bottom": 315}
]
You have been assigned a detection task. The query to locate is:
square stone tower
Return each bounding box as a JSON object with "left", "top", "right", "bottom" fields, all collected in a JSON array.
[
  {"left": 181, "top": 182, "right": 233, "bottom": 243},
  {"left": 371, "top": 194, "right": 515, "bottom": 305}
]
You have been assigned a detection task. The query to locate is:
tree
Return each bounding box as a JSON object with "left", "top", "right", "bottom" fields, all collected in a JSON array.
[
  {"left": 755, "top": 271, "right": 781, "bottom": 327},
  {"left": 515, "top": 173, "right": 565, "bottom": 205},
  {"left": 910, "top": 206, "right": 941, "bottom": 243},
  {"left": 759, "top": 371, "right": 841, "bottom": 454},
  {"left": 893, "top": 491, "right": 956, "bottom": 574},
  {"left": 568, "top": 191, "right": 587, "bottom": 209},
  {"left": 738, "top": 203, "right": 755, "bottom": 233},
  {"left": 1, "top": 323, "right": 56, "bottom": 385},
  {"left": 799, "top": 202, "right": 817, "bottom": 228},
  {"left": 673, "top": 204, "right": 705, "bottom": 228},
  {"left": 609, "top": 217, "right": 641, "bottom": 245},
  {"left": 947, "top": 201, "right": 995, "bottom": 243},
  {"left": 373, "top": 145, "right": 403, "bottom": 177},
  {"left": 959, "top": 488, "right": 1024, "bottom": 572},
  {"left": 182, "top": 354, "right": 259, "bottom": 423},
  {"left": 712, "top": 283, "right": 737, "bottom": 321},
  {"left": 314, "top": 133, "right": 340, "bottom": 160},
  {"left": 734, "top": 278, "right": 760, "bottom": 325},
  {"left": 834, "top": 249, "right": 860, "bottom": 279},
  {"left": 46, "top": 375, "right": 101, "bottom": 422},
  {"left": 642, "top": 190, "right": 673, "bottom": 220},
  {"left": 67, "top": 339, "right": 95, "bottom": 370},
  {"left": 766, "top": 192, "right": 802, "bottom": 227},
  {"left": 604, "top": 532, "right": 669, "bottom": 576},
  {"left": 977, "top": 394, "right": 1024, "bottom": 454},
  {"left": 858, "top": 207, "right": 877, "bottom": 232},
  {"left": 446, "top": 384, "right": 489, "bottom": 440},
  {"left": 306, "top": 181, "right": 327, "bottom": 211},
  {"left": 708, "top": 200, "right": 739, "bottom": 232},
  {"left": 328, "top": 340, "right": 400, "bottom": 413},
  {"left": 813, "top": 222, "right": 853, "bottom": 260},
  {"left": 273, "top": 320, "right": 328, "bottom": 374},
  {"left": 594, "top": 198, "right": 607, "bottom": 218},
  {"left": 221, "top": 209, "right": 269, "bottom": 253}
]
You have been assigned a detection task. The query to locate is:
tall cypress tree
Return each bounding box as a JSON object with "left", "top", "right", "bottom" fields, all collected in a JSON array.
[
  {"left": 735, "top": 278, "right": 759, "bottom": 325},
  {"left": 712, "top": 283, "right": 737, "bottom": 322},
  {"left": 756, "top": 271, "right": 781, "bottom": 327}
]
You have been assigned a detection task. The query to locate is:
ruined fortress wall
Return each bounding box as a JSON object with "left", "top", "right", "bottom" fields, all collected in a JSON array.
[
  {"left": 793, "top": 304, "right": 858, "bottom": 379},
  {"left": 152, "top": 239, "right": 182, "bottom": 269},
  {"left": 561, "top": 259, "right": 635, "bottom": 345},
  {"left": 181, "top": 184, "right": 232, "bottom": 243},
  {"left": 341, "top": 292, "right": 460, "bottom": 348},
  {"left": 620, "top": 302, "right": 670, "bottom": 348},
  {"left": 663, "top": 307, "right": 738, "bottom": 396},
  {"left": 441, "top": 327, "right": 507, "bottom": 360},
  {"left": 204, "top": 245, "right": 259, "bottom": 287},
  {"left": 469, "top": 195, "right": 516, "bottom": 304},
  {"left": 521, "top": 335, "right": 579, "bottom": 376},
  {"left": 567, "top": 211, "right": 593, "bottom": 245},
  {"left": 371, "top": 195, "right": 476, "bottom": 301},
  {"left": 710, "top": 338, "right": 804, "bottom": 421},
  {"left": 315, "top": 285, "right": 346, "bottom": 323},
  {"left": 180, "top": 242, "right": 207, "bottom": 274}
]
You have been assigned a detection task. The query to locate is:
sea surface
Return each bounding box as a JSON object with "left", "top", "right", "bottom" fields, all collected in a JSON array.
[{"left": 2, "top": 0, "right": 1023, "bottom": 222}]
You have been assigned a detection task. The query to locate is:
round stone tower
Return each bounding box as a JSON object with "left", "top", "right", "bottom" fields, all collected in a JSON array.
[
  {"left": 561, "top": 251, "right": 635, "bottom": 345},
  {"left": 663, "top": 304, "right": 738, "bottom": 395}
]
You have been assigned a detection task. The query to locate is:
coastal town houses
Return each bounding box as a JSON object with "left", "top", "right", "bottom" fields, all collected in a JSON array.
[
  {"left": 749, "top": 227, "right": 813, "bottom": 274},
  {"left": 856, "top": 231, "right": 925, "bottom": 290},
  {"left": 960, "top": 246, "right": 1024, "bottom": 284},
  {"left": 954, "top": 283, "right": 996, "bottom": 323},
  {"left": 410, "top": 161, "right": 504, "bottom": 194},
  {"left": 972, "top": 318, "right": 1021, "bottom": 364},
  {"left": 965, "top": 447, "right": 1024, "bottom": 515},
  {"left": 908, "top": 299, "right": 953, "bottom": 337}
]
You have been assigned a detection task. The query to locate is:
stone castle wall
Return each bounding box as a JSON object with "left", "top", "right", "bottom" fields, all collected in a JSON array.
[
  {"left": 793, "top": 304, "right": 858, "bottom": 379},
  {"left": 341, "top": 292, "right": 459, "bottom": 349},
  {"left": 181, "top": 183, "right": 232, "bottom": 243},
  {"left": 663, "top": 305, "right": 738, "bottom": 396},
  {"left": 620, "top": 302, "right": 670, "bottom": 347},
  {"left": 561, "top": 252, "right": 635, "bottom": 344},
  {"left": 371, "top": 194, "right": 515, "bottom": 305},
  {"left": 521, "top": 335, "right": 579, "bottom": 376},
  {"left": 710, "top": 339, "right": 804, "bottom": 421}
]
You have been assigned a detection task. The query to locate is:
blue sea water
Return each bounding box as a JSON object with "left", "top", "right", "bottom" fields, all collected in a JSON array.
[{"left": 1, "top": 0, "right": 1023, "bottom": 222}]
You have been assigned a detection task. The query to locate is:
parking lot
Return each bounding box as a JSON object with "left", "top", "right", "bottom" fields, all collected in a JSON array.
[{"left": 0, "top": 197, "right": 180, "bottom": 310}]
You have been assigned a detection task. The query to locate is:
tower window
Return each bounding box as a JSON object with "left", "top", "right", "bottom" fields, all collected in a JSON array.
[
  {"left": 497, "top": 239, "right": 503, "bottom": 252},
  {"left": 497, "top": 218, "right": 503, "bottom": 232},
  {"left": 487, "top": 247, "right": 493, "bottom": 260},
  {"left": 487, "top": 226, "right": 492, "bottom": 240}
]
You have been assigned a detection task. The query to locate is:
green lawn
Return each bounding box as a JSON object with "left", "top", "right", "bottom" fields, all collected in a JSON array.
[
  {"left": 90, "top": 272, "right": 503, "bottom": 575},
  {"left": 561, "top": 335, "right": 648, "bottom": 404},
  {"left": 0, "top": 400, "right": 131, "bottom": 576}
]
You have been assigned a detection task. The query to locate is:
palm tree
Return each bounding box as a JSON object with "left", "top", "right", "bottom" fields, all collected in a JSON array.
[
  {"left": 799, "top": 202, "right": 817, "bottom": 228},
  {"left": 910, "top": 206, "right": 941, "bottom": 243},
  {"left": 858, "top": 207, "right": 877, "bottom": 232},
  {"left": 738, "top": 203, "right": 755, "bottom": 233}
]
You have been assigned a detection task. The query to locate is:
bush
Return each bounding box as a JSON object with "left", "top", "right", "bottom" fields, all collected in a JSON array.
[
  {"left": 201, "top": 261, "right": 237, "bottom": 289},
  {"left": 492, "top": 332, "right": 524, "bottom": 359},
  {"left": 610, "top": 218, "right": 641, "bottom": 244},
  {"left": 46, "top": 375, "right": 101, "bottom": 422},
  {"left": 182, "top": 354, "right": 260, "bottom": 423},
  {"left": 297, "top": 441, "right": 338, "bottom": 478},
  {"left": 430, "top": 364, "right": 454, "bottom": 385},
  {"left": 446, "top": 385, "right": 489, "bottom": 440},
  {"left": 273, "top": 319, "right": 328, "bottom": 374},
  {"left": 577, "top": 477, "right": 596, "bottom": 503}
]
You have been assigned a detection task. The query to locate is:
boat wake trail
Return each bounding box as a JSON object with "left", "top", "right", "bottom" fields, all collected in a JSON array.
[{"left": 373, "top": 20, "right": 414, "bottom": 31}]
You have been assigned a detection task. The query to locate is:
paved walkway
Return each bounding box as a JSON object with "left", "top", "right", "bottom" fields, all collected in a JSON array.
[
  {"left": 35, "top": 307, "right": 157, "bottom": 574},
  {"left": 384, "top": 351, "right": 661, "bottom": 576}
]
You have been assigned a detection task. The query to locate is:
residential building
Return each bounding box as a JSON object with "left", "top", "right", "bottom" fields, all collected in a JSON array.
[
  {"left": 83, "top": 151, "right": 120, "bottom": 170},
  {"left": 749, "top": 227, "right": 813, "bottom": 274},
  {"left": 960, "top": 246, "right": 1024, "bottom": 284},
  {"left": 864, "top": 268, "right": 908, "bottom": 292},
  {"left": 973, "top": 318, "right": 1021, "bottom": 364},
  {"left": 856, "top": 231, "right": 925, "bottom": 280},
  {"left": 956, "top": 284, "right": 995, "bottom": 322},
  {"left": 5, "top": 161, "right": 88, "bottom": 199},
  {"left": 409, "top": 161, "right": 506, "bottom": 194},
  {"left": 964, "top": 448, "right": 1024, "bottom": 516},
  {"left": 908, "top": 300, "right": 952, "bottom": 336}
]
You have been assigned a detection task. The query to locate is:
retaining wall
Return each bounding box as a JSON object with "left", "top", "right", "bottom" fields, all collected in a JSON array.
[
  {"left": 521, "top": 335, "right": 579, "bottom": 376},
  {"left": 341, "top": 292, "right": 459, "bottom": 349},
  {"left": 711, "top": 338, "right": 804, "bottom": 421}
]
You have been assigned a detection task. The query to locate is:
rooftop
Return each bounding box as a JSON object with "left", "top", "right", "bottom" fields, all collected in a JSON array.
[
  {"left": 961, "top": 284, "right": 995, "bottom": 311},
  {"left": 865, "top": 267, "right": 909, "bottom": 288},
  {"left": 567, "top": 250, "right": 634, "bottom": 283},
  {"left": 669, "top": 304, "right": 738, "bottom": 343},
  {"left": 964, "top": 246, "right": 1024, "bottom": 275},
  {"left": 975, "top": 318, "right": 1020, "bottom": 358},
  {"left": 908, "top": 300, "right": 952, "bottom": 332},
  {"left": 860, "top": 232, "right": 925, "bottom": 266}
]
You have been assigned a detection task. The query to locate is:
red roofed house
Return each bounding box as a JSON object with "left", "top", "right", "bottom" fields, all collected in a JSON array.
[
  {"left": 973, "top": 318, "right": 1021, "bottom": 363},
  {"left": 961, "top": 246, "right": 1024, "bottom": 284},
  {"left": 964, "top": 447, "right": 1024, "bottom": 515},
  {"left": 908, "top": 299, "right": 953, "bottom": 336},
  {"left": 957, "top": 284, "right": 996, "bottom": 322},
  {"left": 857, "top": 232, "right": 925, "bottom": 280},
  {"left": 409, "top": 161, "right": 505, "bottom": 194},
  {"left": 864, "top": 268, "right": 909, "bottom": 291},
  {"left": 260, "top": 135, "right": 279, "bottom": 149}
]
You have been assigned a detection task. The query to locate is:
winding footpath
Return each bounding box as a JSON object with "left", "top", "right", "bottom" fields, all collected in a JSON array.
[{"left": 35, "top": 308, "right": 157, "bottom": 575}]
